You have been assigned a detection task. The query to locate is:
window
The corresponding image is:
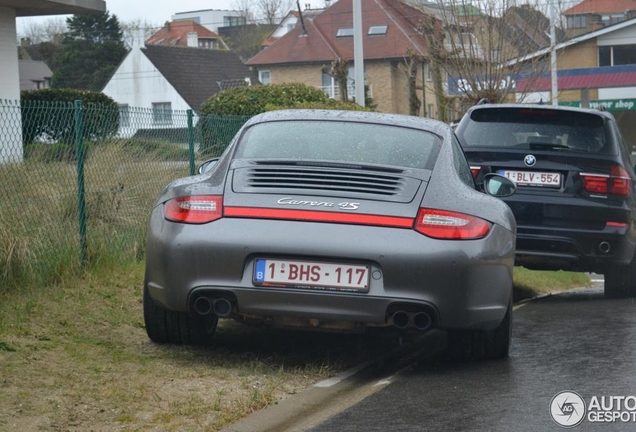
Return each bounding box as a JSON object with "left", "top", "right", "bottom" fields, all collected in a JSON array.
[
  {"left": 336, "top": 27, "right": 354, "bottom": 37},
  {"left": 119, "top": 104, "right": 130, "bottom": 128},
  {"left": 235, "top": 121, "right": 441, "bottom": 169},
  {"left": 598, "top": 45, "right": 636, "bottom": 66},
  {"left": 259, "top": 70, "right": 271, "bottom": 84},
  {"left": 368, "top": 25, "right": 388, "bottom": 36},
  {"left": 613, "top": 45, "right": 636, "bottom": 65},
  {"left": 599, "top": 46, "right": 611, "bottom": 66},
  {"left": 425, "top": 63, "right": 432, "bottom": 81},
  {"left": 152, "top": 102, "right": 172, "bottom": 125},
  {"left": 224, "top": 16, "right": 246, "bottom": 27},
  {"left": 451, "top": 135, "right": 475, "bottom": 188},
  {"left": 566, "top": 15, "right": 586, "bottom": 29},
  {"left": 427, "top": 104, "right": 434, "bottom": 119},
  {"left": 602, "top": 14, "right": 625, "bottom": 26},
  {"left": 490, "top": 49, "right": 501, "bottom": 62}
]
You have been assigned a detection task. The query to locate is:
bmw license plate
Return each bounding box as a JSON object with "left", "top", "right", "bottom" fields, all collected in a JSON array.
[
  {"left": 253, "top": 258, "right": 370, "bottom": 292},
  {"left": 498, "top": 170, "right": 561, "bottom": 187}
]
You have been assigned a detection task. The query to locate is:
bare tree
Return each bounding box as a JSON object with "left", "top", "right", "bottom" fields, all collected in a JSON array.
[
  {"left": 322, "top": 58, "right": 349, "bottom": 102},
  {"left": 412, "top": 0, "right": 552, "bottom": 119},
  {"left": 19, "top": 17, "right": 67, "bottom": 44},
  {"left": 231, "top": 0, "right": 257, "bottom": 23},
  {"left": 257, "top": 0, "right": 294, "bottom": 25},
  {"left": 120, "top": 19, "right": 159, "bottom": 49}
]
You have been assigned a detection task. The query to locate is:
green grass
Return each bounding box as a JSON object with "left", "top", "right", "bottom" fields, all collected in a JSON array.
[{"left": 513, "top": 267, "right": 591, "bottom": 301}]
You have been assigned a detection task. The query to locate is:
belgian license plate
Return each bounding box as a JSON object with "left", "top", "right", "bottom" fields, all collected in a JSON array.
[
  {"left": 253, "top": 259, "right": 370, "bottom": 292},
  {"left": 498, "top": 170, "right": 561, "bottom": 187}
]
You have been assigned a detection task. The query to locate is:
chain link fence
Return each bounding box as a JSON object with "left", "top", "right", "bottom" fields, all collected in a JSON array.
[{"left": 0, "top": 99, "right": 250, "bottom": 289}]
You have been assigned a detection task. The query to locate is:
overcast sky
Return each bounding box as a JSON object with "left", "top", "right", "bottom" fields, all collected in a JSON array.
[{"left": 17, "top": 0, "right": 322, "bottom": 34}]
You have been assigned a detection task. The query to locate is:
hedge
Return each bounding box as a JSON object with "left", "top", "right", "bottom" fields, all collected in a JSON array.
[{"left": 21, "top": 88, "right": 120, "bottom": 146}]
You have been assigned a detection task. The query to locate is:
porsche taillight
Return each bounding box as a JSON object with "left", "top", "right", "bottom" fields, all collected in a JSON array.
[
  {"left": 580, "top": 166, "right": 631, "bottom": 197},
  {"left": 414, "top": 208, "right": 491, "bottom": 240},
  {"left": 164, "top": 195, "right": 223, "bottom": 224}
]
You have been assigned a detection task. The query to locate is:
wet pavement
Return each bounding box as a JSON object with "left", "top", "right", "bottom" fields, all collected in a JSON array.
[{"left": 311, "top": 288, "right": 636, "bottom": 431}]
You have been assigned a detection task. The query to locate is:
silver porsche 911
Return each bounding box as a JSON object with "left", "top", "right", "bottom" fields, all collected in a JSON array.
[{"left": 143, "top": 110, "right": 517, "bottom": 360}]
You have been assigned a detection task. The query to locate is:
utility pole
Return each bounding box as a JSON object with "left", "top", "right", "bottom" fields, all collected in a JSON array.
[
  {"left": 550, "top": 2, "right": 558, "bottom": 106},
  {"left": 353, "top": 0, "right": 365, "bottom": 107}
]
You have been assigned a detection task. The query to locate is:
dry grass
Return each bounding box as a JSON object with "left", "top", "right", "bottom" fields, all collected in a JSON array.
[
  {"left": 0, "top": 261, "right": 408, "bottom": 431},
  {"left": 0, "top": 141, "right": 193, "bottom": 290}
]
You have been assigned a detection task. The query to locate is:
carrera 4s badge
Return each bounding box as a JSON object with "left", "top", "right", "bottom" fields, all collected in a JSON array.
[{"left": 277, "top": 197, "right": 360, "bottom": 210}]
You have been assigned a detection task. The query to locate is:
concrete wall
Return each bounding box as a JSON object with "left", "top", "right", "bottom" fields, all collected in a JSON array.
[{"left": 0, "top": 6, "right": 23, "bottom": 164}]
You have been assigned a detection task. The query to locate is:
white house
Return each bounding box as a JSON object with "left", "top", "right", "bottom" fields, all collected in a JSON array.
[
  {"left": 171, "top": 9, "right": 245, "bottom": 34},
  {"left": 0, "top": 0, "right": 105, "bottom": 164},
  {"left": 102, "top": 33, "right": 255, "bottom": 137}
]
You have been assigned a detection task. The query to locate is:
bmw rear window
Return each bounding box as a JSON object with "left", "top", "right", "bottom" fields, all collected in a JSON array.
[
  {"left": 459, "top": 108, "right": 615, "bottom": 155},
  {"left": 234, "top": 120, "right": 441, "bottom": 169}
]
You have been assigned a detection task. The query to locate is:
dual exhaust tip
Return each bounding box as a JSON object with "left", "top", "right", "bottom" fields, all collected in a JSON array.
[
  {"left": 391, "top": 311, "right": 433, "bottom": 331},
  {"left": 194, "top": 297, "right": 233, "bottom": 318}
]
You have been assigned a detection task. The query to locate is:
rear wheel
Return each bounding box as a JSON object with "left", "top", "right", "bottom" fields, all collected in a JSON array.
[
  {"left": 446, "top": 300, "right": 512, "bottom": 361},
  {"left": 143, "top": 284, "right": 217, "bottom": 345},
  {"left": 604, "top": 254, "right": 636, "bottom": 298}
]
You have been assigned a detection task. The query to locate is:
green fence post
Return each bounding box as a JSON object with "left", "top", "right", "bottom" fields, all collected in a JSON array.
[
  {"left": 75, "top": 100, "right": 87, "bottom": 265},
  {"left": 187, "top": 109, "right": 195, "bottom": 175}
]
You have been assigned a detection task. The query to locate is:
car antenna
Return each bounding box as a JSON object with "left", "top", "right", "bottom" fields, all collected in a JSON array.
[{"left": 477, "top": 98, "right": 490, "bottom": 105}]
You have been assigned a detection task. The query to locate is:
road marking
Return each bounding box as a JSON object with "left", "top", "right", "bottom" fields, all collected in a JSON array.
[
  {"left": 314, "top": 363, "right": 368, "bottom": 388},
  {"left": 590, "top": 279, "right": 604, "bottom": 283},
  {"left": 373, "top": 379, "right": 392, "bottom": 387}
]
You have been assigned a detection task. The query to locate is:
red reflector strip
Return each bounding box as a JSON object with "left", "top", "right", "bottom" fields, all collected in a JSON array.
[
  {"left": 607, "top": 221, "right": 629, "bottom": 228},
  {"left": 224, "top": 207, "right": 414, "bottom": 228}
]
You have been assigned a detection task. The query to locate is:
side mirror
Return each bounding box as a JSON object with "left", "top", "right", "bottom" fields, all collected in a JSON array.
[
  {"left": 198, "top": 158, "right": 219, "bottom": 174},
  {"left": 483, "top": 174, "right": 516, "bottom": 197}
]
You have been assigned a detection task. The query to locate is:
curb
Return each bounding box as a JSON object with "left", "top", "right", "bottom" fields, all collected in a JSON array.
[{"left": 221, "top": 331, "right": 445, "bottom": 432}]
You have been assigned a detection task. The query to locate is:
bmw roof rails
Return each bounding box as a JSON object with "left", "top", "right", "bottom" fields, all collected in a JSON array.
[{"left": 476, "top": 98, "right": 490, "bottom": 105}]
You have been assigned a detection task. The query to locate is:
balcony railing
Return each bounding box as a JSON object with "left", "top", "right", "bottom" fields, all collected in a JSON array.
[{"left": 318, "top": 84, "right": 373, "bottom": 101}]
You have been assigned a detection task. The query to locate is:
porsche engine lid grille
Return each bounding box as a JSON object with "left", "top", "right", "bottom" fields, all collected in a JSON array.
[{"left": 232, "top": 165, "right": 423, "bottom": 203}]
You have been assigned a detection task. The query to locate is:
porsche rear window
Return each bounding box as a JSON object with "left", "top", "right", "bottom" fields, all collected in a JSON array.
[
  {"left": 460, "top": 108, "right": 615, "bottom": 155},
  {"left": 234, "top": 121, "right": 441, "bottom": 169}
]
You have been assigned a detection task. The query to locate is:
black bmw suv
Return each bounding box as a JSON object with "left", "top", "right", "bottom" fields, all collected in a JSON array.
[{"left": 456, "top": 103, "right": 636, "bottom": 297}]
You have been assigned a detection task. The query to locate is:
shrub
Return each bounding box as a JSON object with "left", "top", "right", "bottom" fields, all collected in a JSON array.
[
  {"left": 263, "top": 100, "right": 374, "bottom": 112},
  {"left": 21, "top": 88, "right": 119, "bottom": 145},
  {"left": 198, "top": 83, "right": 373, "bottom": 156},
  {"left": 200, "top": 83, "right": 330, "bottom": 116}
]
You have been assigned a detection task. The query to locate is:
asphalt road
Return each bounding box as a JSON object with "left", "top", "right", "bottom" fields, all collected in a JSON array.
[{"left": 311, "top": 288, "right": 636, "bottom": 432}]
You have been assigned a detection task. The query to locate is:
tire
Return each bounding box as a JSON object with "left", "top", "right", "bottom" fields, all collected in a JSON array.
[
  {"left": 446, "top": 300, "right": 512, "bottom": 361},
  {"left": 604, "top": 254, "right": 636, "bottom": 298},
  {"left": 143, "top": 284, "right": 217, "bottom": 345}
]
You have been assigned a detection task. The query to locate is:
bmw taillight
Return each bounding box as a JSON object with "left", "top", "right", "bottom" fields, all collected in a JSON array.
[
  {"left": 164, "top": 195, "right": 223, "bottom": 224},
  {"left": 414, "top": 208, "right": 492, "bottom": 240},
  {"left": 470, "top": 166, "right": 481, "bottom": 178},
  {"left": 580, "top": 166, "right": 631, "bottom": 197}
]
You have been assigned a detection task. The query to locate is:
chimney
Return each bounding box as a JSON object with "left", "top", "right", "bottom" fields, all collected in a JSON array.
[
  {"left": 133, "top": 29, "right": 145, "bottom": 49},
  {"left": 186, "top": 32, "right": 199, "bottom": 48},
  {"left": 20, "top": 37, "right": 31, "bottom": 47}
]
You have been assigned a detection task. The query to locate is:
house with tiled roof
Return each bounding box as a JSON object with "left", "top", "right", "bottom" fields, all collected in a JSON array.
[
  {"left": 564, "top": 0, "right": 636, "bottom": 38},
  {"left": 247, "top": 0, "right": 438, "bottom": 116},
  {"left": 145, "top": 20, "right": 227, "bottom": 50},
  {"left": 102, "top": 33, "right": 255, "bottom": 135}
]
